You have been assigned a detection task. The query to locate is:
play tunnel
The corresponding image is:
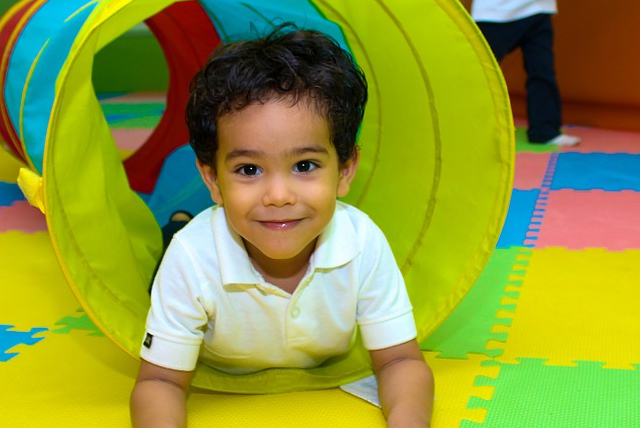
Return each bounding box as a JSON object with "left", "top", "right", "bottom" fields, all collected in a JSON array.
[{"left": 0, "top": 0, "right": 514, "bottom": 393}]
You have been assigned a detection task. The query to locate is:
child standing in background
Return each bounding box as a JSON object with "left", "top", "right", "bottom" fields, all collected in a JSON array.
[{"left": 463, "top": 0, "right": 580, "bottom": 146}]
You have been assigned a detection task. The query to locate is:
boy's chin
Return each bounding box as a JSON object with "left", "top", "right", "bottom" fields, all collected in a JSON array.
[
  {"left": 245, "top": 239, "right": 317, "bottom": 263},
  {"left": 254, "top": 247, "right": 309, "bottom": 261}
]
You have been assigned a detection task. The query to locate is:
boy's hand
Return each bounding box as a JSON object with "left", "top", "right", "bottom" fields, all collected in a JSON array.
[
  {"left": 130, "top": 360, "right": 193, "bottom": 428},
  {"left": 370, "top": 340, "right": 434, "bottom": 428}
]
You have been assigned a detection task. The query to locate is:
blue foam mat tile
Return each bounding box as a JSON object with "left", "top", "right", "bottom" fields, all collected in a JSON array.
[
  {"left": 96, "top": 92, "right": 127, "bottom": 100},
  {"left": 551, "top": 153, "right": 640, "bottom": 191},
  {"left": 0, "top": 182, "right": 25, "bottom": 206},
  {"left": 496, "top": 189, "right": 540, "bottom": 248},
  {"left": 0, "top": 325, "right": 48, "bottom": 362}
]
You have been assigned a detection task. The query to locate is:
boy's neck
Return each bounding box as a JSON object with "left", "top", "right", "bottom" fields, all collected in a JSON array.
[{"left": 244, "top": 239, "right": 317, "bottom": 294}]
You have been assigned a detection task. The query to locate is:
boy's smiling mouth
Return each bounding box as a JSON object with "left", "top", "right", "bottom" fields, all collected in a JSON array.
[{"left": 258, "top": 219, "right": 302, "bottom": 230}]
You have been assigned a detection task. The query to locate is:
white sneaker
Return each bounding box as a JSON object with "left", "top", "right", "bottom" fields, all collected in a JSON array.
[{"left": 546, "top": 134, "right": 581, "bottom": 146}]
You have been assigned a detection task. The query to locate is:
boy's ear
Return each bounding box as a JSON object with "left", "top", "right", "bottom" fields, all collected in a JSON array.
[
  {"left": 337, "top": 149, "right": 360, "bottom": 198},
  {"left": 196, "top": 159, "right": 224, "bottom": 205}
]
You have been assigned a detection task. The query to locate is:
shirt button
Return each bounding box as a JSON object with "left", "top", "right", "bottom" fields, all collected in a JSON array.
[{"left": 291, "top": 307, "right": 301, "bottom": 319}]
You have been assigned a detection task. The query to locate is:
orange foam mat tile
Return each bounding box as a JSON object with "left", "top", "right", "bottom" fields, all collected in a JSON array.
[{"left": 487, "top": 248, "right": 640, "bottom": 369}]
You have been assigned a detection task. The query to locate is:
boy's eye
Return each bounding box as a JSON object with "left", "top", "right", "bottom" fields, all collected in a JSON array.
[
  {"left": 238, "top": 164, "right": 262, "bottom": 176},
  {"left": 294, "top": 161, "right": 317, "bottom": 173}
]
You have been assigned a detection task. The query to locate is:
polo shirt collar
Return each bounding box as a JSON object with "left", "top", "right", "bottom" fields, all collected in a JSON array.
[
  {"left": 212, "top": 203, "right": 360, "bottom": 286},
  {"left": 310, "top": 203, "right": 360, "bottom": 270},
  {"left": 212, "top": 207, "right": 261, "bottom": 285}
]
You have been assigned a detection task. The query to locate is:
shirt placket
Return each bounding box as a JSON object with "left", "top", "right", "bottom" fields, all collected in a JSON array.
[{"left": 284, "top": 271, "right": 314, "bottom": 346}]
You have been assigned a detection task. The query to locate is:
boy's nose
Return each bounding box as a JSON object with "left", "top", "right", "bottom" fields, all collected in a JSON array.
[{"left": 262, "top": 176, "right": 297, "bottom": 207}]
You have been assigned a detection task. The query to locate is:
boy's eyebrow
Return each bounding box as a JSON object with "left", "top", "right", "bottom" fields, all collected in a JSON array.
[
  {"left": 225, "top": 149, "right": 263, "bottom": 161},
  {"left": 225, "top": 145, "right": 329, "bottom": 162},
  {"left": 291, "top": 145, "right": 330, "bottom": 156}
]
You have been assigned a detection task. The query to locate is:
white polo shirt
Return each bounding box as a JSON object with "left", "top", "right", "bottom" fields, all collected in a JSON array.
[
  {"left": 471, "top": 0, "right": 557, "bottom": 22},
  {"left": 141, "top": 201, "right": 417, "bottom": 374}
]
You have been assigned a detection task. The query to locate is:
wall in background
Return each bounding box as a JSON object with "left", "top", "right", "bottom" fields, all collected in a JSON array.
[
  {"left": 92, "top": 24, "right": 168, "bottom": 93},
  {"left": 0, "top": 0, "right": 14, "bottom": 17}
]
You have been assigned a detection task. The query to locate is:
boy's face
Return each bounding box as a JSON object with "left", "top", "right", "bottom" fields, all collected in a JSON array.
[{"left": 196, "top": 99, "right": 358, "bottom": 265}]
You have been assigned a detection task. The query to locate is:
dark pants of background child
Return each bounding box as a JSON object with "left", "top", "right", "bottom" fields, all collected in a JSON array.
[
  {"left": 477, "top": 13, "right": 562, "bottom": 143},
  {"left": 149, "top": 218, "right": 190, "bottom": 293}
]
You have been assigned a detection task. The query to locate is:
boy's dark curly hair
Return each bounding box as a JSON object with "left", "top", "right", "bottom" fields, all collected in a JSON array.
[{"left": 186, "top": 23, "right": 368, "bottom": 167}]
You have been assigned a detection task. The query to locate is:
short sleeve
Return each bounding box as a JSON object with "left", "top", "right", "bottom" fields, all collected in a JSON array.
[
  {"left": 355, "top": 220, "right": 417, "bottom": 350},
  {"left": 140, "top": 237, "right": 212, "bottom": 371}
]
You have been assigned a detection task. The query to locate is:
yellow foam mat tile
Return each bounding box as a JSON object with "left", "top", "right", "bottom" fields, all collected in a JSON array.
[
  {"left": 188, "top": 388, "right": 386, "bottom": 427},
  {"left": 487, "top": 248, "right": 640, "bottom": 369},
  {"left": 2, "top": 339, "right": 501, "bottom": 427},
  {"left": 0, "top": 229, "right": 384, "bottom": 426},
  {"left": 0, "top": 226, "right": 501, "bottom": 426},
  {"left": 2, "top": 326, "right": 388, "bottom": 427},
  {"left": 2, "top": 331, "right": 385, "bottom": 427},
  {"left": 424, "top": 352, "right": 499, "bottom": 426},
  {"left": 0, "top": 229, "right": 381, "bottom": 427},
  {"left": 188, "top": 351, "right": 499, "bottom": 427},
  {"left": 0, "top": 232, "right": 81, "bottom": 328},
  {"left": 1, "top": 329, "right": 137, "bottom": 427}
]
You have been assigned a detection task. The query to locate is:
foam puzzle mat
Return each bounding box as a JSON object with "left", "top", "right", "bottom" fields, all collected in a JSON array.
[{"left": 1, "top": 95, "right": 639, "bottom": 426}]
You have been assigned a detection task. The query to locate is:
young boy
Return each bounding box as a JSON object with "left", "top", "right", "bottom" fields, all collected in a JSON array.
[{"left": 130, "top": 24, "right": 434, "bottom": 428}]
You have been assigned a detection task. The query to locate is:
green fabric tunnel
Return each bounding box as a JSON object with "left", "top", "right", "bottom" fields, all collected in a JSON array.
[{"left": 1, "top": 0, "right": 513, "bottom": 393}]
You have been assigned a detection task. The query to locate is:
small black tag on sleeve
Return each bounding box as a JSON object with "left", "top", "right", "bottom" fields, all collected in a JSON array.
[{"left": 143, "top": 333, "right": 153, "bottom": 349}]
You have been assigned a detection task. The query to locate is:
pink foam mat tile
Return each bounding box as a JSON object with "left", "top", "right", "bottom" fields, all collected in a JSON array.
[
  {"left": 514, "top": 152, "right": 551, "bottom": 190},
  {"left": 111, "top": 128, "right": 153, "bottom": 151},
  {"left": 529, "top": 189, "right": 640, "bottom": 250},
  {"left": 512, "top": 118, "right": 640, "bottom": 154},
  {"left": 560, "top": 126, "right": 640, "bottom": 154},
  {"left": 0, "top": 201, "right": 47, "bottom": 233}
]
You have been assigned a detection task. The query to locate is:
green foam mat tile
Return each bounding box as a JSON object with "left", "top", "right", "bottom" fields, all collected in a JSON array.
[
  {"left": 109, "top": 114, "right": 163, "bottom": 129},
  {"left": 515, "top": 127, "right": 561, "bottom": 153},
  {"left": 421, "top": 247, "right": 530, "bottom": 358},
  {"left": 52, "top": 308, "right": 104, "bottom": 337},
  {"left": 462, "top": 358, "right": 640, "bottom": 428},
  {"left": 100, "top": 102, "right": 165, "bottom": 115}
]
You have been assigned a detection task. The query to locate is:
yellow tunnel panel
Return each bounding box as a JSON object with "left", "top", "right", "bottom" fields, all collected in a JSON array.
[{"left": 28, "top": 0, "right": 512, "bottom": 393}]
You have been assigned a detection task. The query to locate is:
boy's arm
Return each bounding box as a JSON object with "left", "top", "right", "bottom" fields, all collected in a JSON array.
[
  {"left": 130, "top": 359, "right": 194, "bottom": 428},
  {"left": 370, "top": 339, "right": 434, "bottom": 428}
]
